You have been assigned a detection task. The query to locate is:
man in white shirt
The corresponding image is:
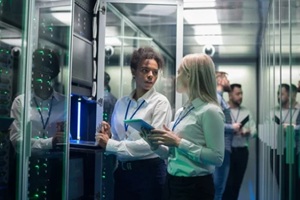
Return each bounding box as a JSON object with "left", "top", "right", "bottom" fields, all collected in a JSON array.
[
  {"left": 103, "top": 72, "right": 117, "bottom": 124},
  {"left": 268, "top": 83, "right": 300, "bottom": 200},
  {"left": 223, "top": 83, "right": 256, "bottom": 200},
  {"left": 10, "top": 48, "right": 66, "bottom": 150},
  {"left": 9, "top": 48, "right": 66, "bottom": 199}
]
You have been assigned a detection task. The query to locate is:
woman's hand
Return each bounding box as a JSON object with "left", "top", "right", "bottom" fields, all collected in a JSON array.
[
  {"left": 96, "top": 121, "right": 112, "bottom": 138},
  {"left": 95, "top": 132, "right": 110, "bottom": 149},
  {"left": 139, "top": 127, "right": 159, "bottom": 150},
  {"left": 95, "top": 121, "right": 112, "bottom": 149},
  {"left": 148, "top": 125, "right": 181, "bottom": 147}
]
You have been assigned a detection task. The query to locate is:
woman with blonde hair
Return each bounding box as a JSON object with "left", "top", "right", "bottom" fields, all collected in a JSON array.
[{"left": 146, "top": 53, "right": 225, "bottom": 200}]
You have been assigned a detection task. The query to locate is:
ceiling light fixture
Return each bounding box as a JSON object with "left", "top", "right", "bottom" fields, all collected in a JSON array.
[
  {"left": 192, "top": 25, "right": 222, "bottom": 35},
  {"left": 184, "top": 9, "right": 218, "bottom": 24},
  {"left": 184, "top": 0, "right": 216, "bottom": 8},
  {"left": 51, "top": 12, "right": 71, "bottom": 25},
  {"left": 1, "top": 39, "right": 22, "bottom": 47},
  {"left": 195, "top": 36, "right": 223, "bottom": 45}
]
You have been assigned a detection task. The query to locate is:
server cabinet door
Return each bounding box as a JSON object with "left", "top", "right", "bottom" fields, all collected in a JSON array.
[{"left": 1, "top": 0, "right": 73, "bottom": 199}]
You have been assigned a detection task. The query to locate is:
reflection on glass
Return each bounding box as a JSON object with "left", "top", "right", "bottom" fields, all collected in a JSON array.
[
  {"left": 103, "top": 3, "right": 176, "bottom": 200},
  {"left": 259, "top": 1, "right": 300, "bottom": 199},
  {"left": 0, "top": 0, "right": 72, "bottom": 199},
  {"left": 105, "top": 3, "right": 176, "bottom": 111}
]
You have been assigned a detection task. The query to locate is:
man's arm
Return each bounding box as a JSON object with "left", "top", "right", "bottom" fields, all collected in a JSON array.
[{"left": 10, "top": 96, "right": 23, "bottom": 149}]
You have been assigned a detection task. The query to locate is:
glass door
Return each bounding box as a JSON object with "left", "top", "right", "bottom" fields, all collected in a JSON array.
[
  {"left": 258, "top": 0, "right": 300, "bottom": 199},
  {"left": 102, "top": 1, "right": 177, "bottom": 107},
  {"left": 0, "top": 0, "right": 73, "bottom": 199},
  {"left": 97, "top": 1, "right": 178, "bottom": 199}
]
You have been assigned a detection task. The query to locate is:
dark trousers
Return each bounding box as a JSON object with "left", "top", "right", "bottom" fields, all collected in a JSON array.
[
  {"left": 114, "top": 157, "right": 166, "bottom": 200},
  {"left": 163, "top": 173, "right": 214, "bottom": 200},
  {"left": 223, "top": 147, "right": 249, "bottom": 200},
  {"left": 270, "top": 149, "right": 300, "bottom": 200},
  {"left": 213, "top": 150, "right": 231, "bottom": 200}
]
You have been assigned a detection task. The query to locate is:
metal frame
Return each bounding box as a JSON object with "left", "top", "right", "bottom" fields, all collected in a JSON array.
[
  {"left": 98, "top": 0, "right": 184, "bottom": 113},
  {"left": 16, "top": 0, "right": 74, "bottom": 199},
  {"left": 20, "top": 1, "right": 35, "bottom": 199}
]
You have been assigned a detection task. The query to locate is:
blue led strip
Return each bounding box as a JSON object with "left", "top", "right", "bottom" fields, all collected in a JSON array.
[{"left": 77, "top": 98, "right": 81, "bottom": 140}]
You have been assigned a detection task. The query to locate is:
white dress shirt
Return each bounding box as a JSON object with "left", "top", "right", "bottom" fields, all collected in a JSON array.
[
  {"left": 154, "top": 98, "right": 225, "bottom": 177},
  {"left": 105, "top": 87, "right": 172, "bottom": 162},
  {"left": 267, "top": 106, "right": 300, "bottom": 150},
  {"left": 10, "top": 91, "right": 66, "bottom": 149},
  {"left": 230, "top": 106, "right": 257, "bottom": 147}
]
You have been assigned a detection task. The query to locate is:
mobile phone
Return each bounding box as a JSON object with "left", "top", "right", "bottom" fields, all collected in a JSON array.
[
  {"left": 240, "top": 115, "right": 249, "bottom": 128},
  {"left": 274, "top": 115, "right": 280, "bottom": 125}
]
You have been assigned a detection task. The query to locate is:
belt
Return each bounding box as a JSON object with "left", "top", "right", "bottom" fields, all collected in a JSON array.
[{"left": 118, "top": 157, "right": 161, "bottom": 171}]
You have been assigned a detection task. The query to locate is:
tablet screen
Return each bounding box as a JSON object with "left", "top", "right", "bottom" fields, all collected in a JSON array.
[{"left": 124, "top": 119, "right": 154, "bottom": 132}]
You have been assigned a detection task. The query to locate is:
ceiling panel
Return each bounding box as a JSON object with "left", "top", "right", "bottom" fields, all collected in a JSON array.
[{"left": 112, "top": 0, "right": 268, "bottom": 60}]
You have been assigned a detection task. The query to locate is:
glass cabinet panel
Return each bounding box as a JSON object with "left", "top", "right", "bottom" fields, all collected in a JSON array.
[
  {"left": 0, "top": 0, "right": 73, "bottom": 199},
  {"left": 100, "top": 2, "right": 177, "bottom": 200},
  {"left": 259, "top": 0, "right": 300, "bottom": 199},
  {"left": 0, "top": 1, "right": 25, "bottom": 199},
  {"left": 104, "top": 3, "right": 176, "bottom": 110}
]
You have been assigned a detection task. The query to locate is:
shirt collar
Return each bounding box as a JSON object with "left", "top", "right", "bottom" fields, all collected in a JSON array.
[
  {"left": 183, "top": 98, "right": 206, "bottom": 109},
  {"left": 32, "top": 90, "right": 60, "bottom": 101},
  {"left": 128, "top": 87, "right": 156, "bottom": 104}
]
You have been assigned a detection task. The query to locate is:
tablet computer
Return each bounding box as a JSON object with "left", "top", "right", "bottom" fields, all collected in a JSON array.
[
  {"left": 124, "top": 119, "right": 154, "bottom": 133},
  {"left": 240, "top": 115, "right": 249, "bottom": 128}
]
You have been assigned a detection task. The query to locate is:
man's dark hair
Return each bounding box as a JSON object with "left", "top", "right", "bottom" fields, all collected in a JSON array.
[
  {"left": 279, "top": 83, "right": 290, "bottom": 93},
  {"left": 104, "top": 72, "right": 111, "bottom": 85},
  {"left": 104, "top": 72, "right": 111, "bottom": 92},
  {"left": 130, "top": 47, "right": 164, "bottom": 70},
  {"left": 230, "top": 83, "right": 242, "bottom": 91},
  {"left": 278, "top": 83, "right": 297, "bottom": 94}
]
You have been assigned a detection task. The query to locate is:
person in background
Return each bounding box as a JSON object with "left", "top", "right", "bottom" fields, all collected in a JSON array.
[
  {"left": 269, "top": 83, "right": 300, "bottom": 200},
  {"left": 213, "top": 71, "right": 237, "bottom": 200},
  {"left": 291, "top": 84, "right": 299, "bottom": 108},
  {"left": 9, "top": 48, "right": 66, "bottom": 199},
  {"left": 96, "top": 47, "right": 172, "bottom": 200},
  {"left": 223, "top": 83, "right": 256, "bottom": 200},
  {"left": 103, "top": 71, "right": 117, "bottom": 124},
  {"left": 145, "top": 53, "right": 224, "bottom": 200},
  {"left": 10, "top": 48, "right": 66, "bottom": 150}
]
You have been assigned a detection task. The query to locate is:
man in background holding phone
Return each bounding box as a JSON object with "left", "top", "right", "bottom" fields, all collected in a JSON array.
[{"left": 223, "top": 83, "right": 256, "bottom": 200}]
